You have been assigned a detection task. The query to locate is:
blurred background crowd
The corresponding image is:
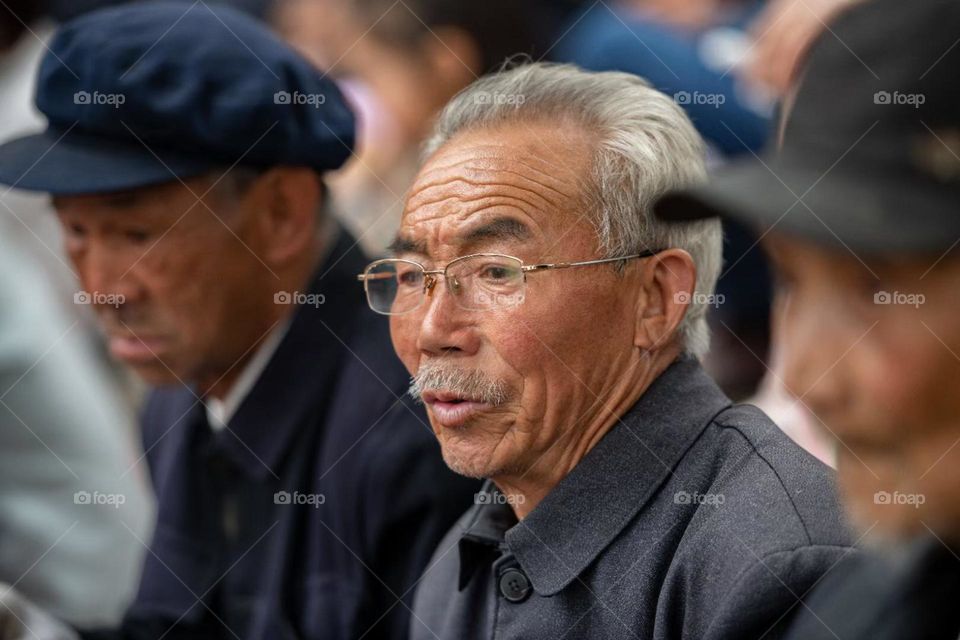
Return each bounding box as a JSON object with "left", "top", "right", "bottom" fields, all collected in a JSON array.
[{"left": 0, "top": 0, "right": 855, "bottom": 628}]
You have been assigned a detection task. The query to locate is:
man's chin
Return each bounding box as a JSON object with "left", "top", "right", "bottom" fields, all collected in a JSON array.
[
  {"left": 850, "top": 511, "right": 924, "bottom": 550},
  {"left": 440, "top": 447, "right": 497, "bottom": 479},
  {"left": 837, "top": 439, "right": 960, "bottom": 545},
  {"left": 124, "top": 361, "right": 187, "bottom": 387},
  {"left": 437, "top": 432, "right": 515, "bottom": 479}
]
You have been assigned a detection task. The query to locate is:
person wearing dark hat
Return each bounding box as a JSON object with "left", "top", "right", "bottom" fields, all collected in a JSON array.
[
  {"left": 655, "top": 0, "right": 960, "bottom": 637},
  {"left": 0, "top": 3, "right": 478, "bottom": 640}
]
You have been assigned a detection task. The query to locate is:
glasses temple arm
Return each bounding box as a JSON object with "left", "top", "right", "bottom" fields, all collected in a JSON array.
[{"left": 522, "top": 250, "right": 660, "bottom": 272}]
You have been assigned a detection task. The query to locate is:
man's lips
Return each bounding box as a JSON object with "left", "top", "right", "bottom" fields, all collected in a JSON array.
[
  {"left": 421, "top": 390, "right": 492, "bottom": 428},
  {"left": 108, "top": 334, "right": 168, "bottom": 363}
]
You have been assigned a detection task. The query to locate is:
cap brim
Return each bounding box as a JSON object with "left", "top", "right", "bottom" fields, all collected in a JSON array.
[
  {"left": 654, "top": 158, "right": 960, "bottom": 254},
  {"left": 0, "top": 128, "right": 218, "bottom": 195}
]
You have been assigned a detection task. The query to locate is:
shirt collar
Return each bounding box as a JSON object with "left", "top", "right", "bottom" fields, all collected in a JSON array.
[
  {"left": 456, "top": 483, "right": 518, "bottom": 590},
  {"left": 208, "top": 225, "right": 369, "bottom": 479},
  {"left": 456, "top": 357, "right": 731, "bottom": 596},
  {"left": 204, "top": 318, "right": 291, "bottom": 431},
  {"left": 205, "top": 219, "right": 342, "bottom": 434}
]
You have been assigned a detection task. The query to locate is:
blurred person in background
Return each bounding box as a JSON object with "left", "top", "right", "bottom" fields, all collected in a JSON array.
[
  {"left": 554, "top": 0, "right": 773, "bottom": 155},
  {"left": 0, "top": 0, "right": 154, "bottom": 628},
  {"left": 268, "top": 0, "right": 359, "bottom": 71},
  {"left": 555, "top": 0, "right": 861, "bottom": 149},
  {"left": 657, "top": 0, "right": 960, "bottom": 637},
  {"left": 0, "top": 3, "right": 476, "bottom": 639},
  {"left": 740, "top": 0, "right": 862, "bottom": 98},
  {"left": 1, "top": 1, "right": 88, "bottom": 324},
  {"left": 272, "top": 0, "right": 553, "bottom": 254},
  {"left": 0, "top": 189, "right": 154, "bottom": 632},
  {"left": 734, "top": 0, "right": 858, "bottom": 463},
  {"left": 46, "top": 0, "right": 272, "bottom": 22},
  {"left": 360, "top": 62, "right": 853, "bottom": 640}
]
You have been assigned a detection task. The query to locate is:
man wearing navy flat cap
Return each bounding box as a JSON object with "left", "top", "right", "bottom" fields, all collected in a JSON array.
[
  {"left": 656, "top": 0, "right": 960, "bottom": 637},
  {"left": 0, "top": 3, "right": 477, "bottom": 640}
]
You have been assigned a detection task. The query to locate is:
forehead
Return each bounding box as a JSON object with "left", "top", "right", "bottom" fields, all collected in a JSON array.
[
  {"left": 763, "top": 231, "right": 943, "bottom": 284},
  {"left": 397, "top": 122, "right": 594, "bottom": 254},
  {"left": 764, "top": 232, "right": 853, "bottom": 270}
]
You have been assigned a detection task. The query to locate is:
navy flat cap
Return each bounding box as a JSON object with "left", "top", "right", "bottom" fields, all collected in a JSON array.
[{"left": 0, "top": 2, "right": 356, "bottom": 195}]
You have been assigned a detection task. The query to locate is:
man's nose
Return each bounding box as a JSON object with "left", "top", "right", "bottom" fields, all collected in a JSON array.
[{"left": 416, "top": 278, "right": 480, "bottom": 358}]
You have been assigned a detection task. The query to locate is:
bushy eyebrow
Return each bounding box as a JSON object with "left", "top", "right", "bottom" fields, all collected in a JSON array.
[
  {"left": 387, "top": 235, "right": 427, "bottom": 256},
  {"left": 461, "top": 217, "right": 531, "bottom": 246},
  {"left": 388, "top": 216, "right": 532, "bottom": 257}
]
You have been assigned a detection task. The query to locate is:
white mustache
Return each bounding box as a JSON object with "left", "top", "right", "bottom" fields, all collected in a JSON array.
[{"left": 408, "top": 365, "right": 510, "bottom": 406}]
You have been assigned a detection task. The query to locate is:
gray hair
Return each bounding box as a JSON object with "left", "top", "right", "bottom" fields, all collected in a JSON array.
[{"left": 421, "top": 63, "right": 723, "bottom": 358}]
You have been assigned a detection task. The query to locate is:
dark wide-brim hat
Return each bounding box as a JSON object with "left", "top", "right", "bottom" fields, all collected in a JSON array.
[
  {"left": 0, "top": 1, "right": 356, "bottom": 195},
  {"left": 654, "top": 0, "right": 960, "bottom": 254}
]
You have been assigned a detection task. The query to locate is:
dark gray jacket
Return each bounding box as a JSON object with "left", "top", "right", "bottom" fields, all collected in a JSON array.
[
  {"left": 411, "top": 357, "right": 853, "bottom": 640},
  {"left": 784, "top": 536, "right": 960, "bottom": 640}
]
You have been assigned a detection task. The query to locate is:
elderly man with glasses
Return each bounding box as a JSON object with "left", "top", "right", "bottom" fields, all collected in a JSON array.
[{"left": 356, "top": 63, "right": 854, "bottom": 640}]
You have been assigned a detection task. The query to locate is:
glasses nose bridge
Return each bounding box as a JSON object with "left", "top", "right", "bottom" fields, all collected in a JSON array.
[
  {"left": 421, "top": 266, "right": 468, "bottom": 317},
  {"left": 422, "top": 268, "right": 445, "bottom": 297}
]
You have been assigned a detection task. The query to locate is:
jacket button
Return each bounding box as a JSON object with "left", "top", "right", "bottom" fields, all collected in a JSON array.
[{"left": 498, "top": 567, "right": 532, "bottom": 603}]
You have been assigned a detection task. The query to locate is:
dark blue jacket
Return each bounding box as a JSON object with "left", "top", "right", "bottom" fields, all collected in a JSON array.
[{"left": 83, "top": 229, "right": 478, "bottom": 640}]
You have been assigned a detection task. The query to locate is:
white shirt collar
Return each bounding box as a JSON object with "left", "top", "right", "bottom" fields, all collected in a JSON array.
[
  {"left": 203, "top": 221, "right": 340, "bottom": 432},
  {"left": 205, "top": 319, "right": 290, "bottom": 431}
]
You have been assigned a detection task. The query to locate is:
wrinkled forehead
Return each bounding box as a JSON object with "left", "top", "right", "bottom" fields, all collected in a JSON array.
[{"left": 395, "top": 128, "right": 594, "bottom": 257}]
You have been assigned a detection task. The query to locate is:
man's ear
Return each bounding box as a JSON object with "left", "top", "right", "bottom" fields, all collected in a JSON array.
[
  {"left": 633, "top": 249, "right": 698, "bottom": 352},
  {"left": 244, "top": 167, "right": 321, "bottom": 267}
]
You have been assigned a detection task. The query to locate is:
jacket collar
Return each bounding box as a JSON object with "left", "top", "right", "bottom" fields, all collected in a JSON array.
[
  {"left": 456, "top": 486, "right": 518, "bottom": 589},
  {"left": 457, "top": 357, "right": 731, "bottom": 595},
  {"left": 210, "top": 226, "right": 370, "bottom": 478}
]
